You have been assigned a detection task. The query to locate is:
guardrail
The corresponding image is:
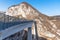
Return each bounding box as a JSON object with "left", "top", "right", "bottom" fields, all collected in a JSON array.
[{"left": 0, "top": 20, "right": 38, "bottom": 40}]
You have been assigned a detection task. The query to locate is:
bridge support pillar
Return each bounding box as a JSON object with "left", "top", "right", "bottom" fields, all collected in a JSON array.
[
  {"left": 27, "top": 27, "right": 32, "bottom": 40},
  {"left": 34, "top": 21, "right": 38, "bottom": 40}
]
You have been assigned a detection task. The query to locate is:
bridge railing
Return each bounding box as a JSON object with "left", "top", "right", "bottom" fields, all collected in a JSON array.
[{"left": 0, "top": 20, "right": 38, "bottom": 40}]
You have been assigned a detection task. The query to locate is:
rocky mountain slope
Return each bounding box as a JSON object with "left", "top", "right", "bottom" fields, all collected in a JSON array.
[
  {"left": 5, "top": 2, "right": 60, "bottom": 40},
  {"left": 49, "top": 15, "right": 60, "bottom": 21}
]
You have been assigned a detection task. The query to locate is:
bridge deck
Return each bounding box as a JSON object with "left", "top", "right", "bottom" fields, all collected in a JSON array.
[{"left": 0, "top": 20, "right": 34, "bottom": 40}]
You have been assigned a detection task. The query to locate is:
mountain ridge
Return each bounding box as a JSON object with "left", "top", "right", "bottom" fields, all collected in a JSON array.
[{"left": 2, "top": 2, "right": 60, "bottom": 40}]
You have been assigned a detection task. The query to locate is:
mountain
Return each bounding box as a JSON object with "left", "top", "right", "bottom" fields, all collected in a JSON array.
[
  {"left": 5, "top": 2, "right": 60, "bottom": 40},
  {"left": 49, "top": 15, "right": 60, "bottom": 20}
]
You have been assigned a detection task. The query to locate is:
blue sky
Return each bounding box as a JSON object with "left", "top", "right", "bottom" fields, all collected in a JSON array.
[{"left": 0, "top": 0, "right": 60, "bottom": 16}]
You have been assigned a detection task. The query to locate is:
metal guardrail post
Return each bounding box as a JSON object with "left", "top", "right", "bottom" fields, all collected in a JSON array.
[
  {"left": 27, "top": 27, "right": 32, "bottom": 40},
  {"left": 0, "top": 34, "right": 2, "bottom": 40},
  {"left": 0, "top": 32, "right": 2, "bottom": 40}
]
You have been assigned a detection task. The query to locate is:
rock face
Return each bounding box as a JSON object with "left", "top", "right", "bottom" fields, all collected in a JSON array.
[{"left": 5, "top": 2, "right": 60, "bottom": 40}]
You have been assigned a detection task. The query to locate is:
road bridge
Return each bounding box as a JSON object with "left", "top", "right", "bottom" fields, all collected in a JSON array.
[{"left": 0, "top": 20, "right": 38, "bottom": 40}]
